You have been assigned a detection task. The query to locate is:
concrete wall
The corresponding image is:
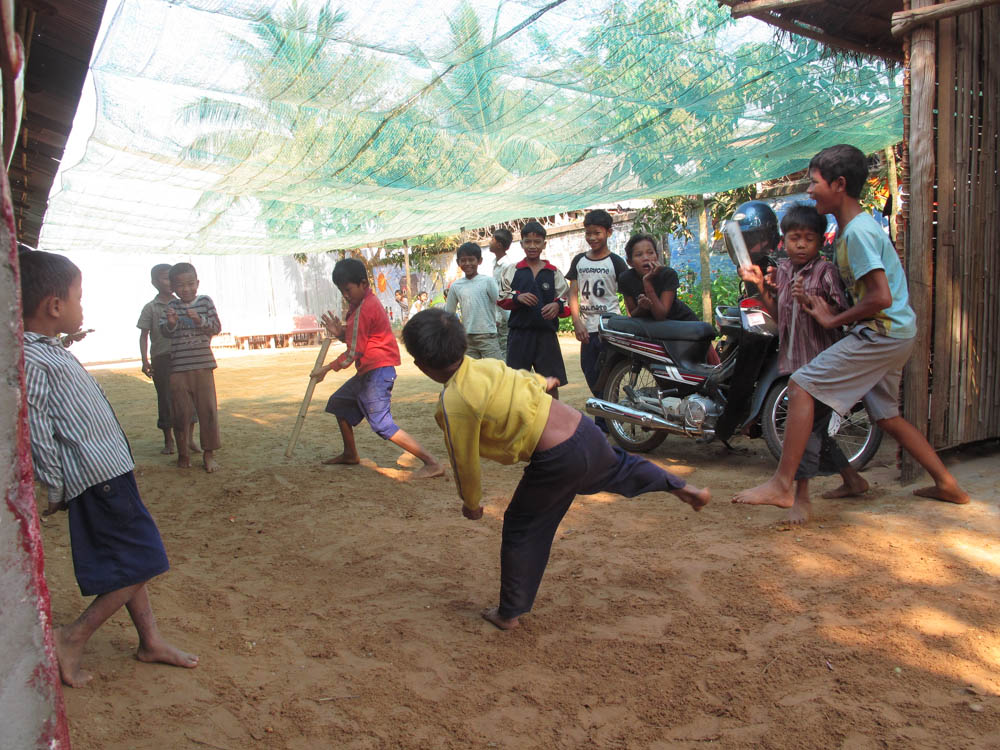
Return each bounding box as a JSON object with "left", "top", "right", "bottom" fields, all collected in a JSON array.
[{"left": 1, "top": 174, "right": 70, "bottom": 747}]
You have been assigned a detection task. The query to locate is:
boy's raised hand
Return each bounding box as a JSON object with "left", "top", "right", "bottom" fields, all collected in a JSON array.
[
  {"left": 641, "top": 262, "right": 662, "bottom": 282},
  {"left": 165, "top": 307, "right": 179, "bottom": 326},
  {"left": 321, "top": 311, "right": 344, "bottom": 338},
  {"left": 517, "top": 291, "right": 539, "bottom": 307},
  {"left": 186, "top": 307, "right": 202, "bottom": 325},
  {"left": 737, "top": 263, "right": 763, "bottom": 288},
  {"left": 791, "top": 275, "right": 808, "bottom": 304}
]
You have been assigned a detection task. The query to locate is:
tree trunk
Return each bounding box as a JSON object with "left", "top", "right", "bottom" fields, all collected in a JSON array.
[
  {"left": 660, "top": 234, "right": 671, "bottom": 266},
  {"left": 403, "top": 239, "right": 412, "bottom": 307},
  {"left": 697, "top": 196, "right": 712, "bottom": 321}
]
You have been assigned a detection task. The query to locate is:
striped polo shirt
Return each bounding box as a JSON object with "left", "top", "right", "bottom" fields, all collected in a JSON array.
[
  {"left": 23, "top": 332, "right": 135, "bottom": 503},
  {"left": 159, "top": 295, "right": 221, "bottom": 372}
]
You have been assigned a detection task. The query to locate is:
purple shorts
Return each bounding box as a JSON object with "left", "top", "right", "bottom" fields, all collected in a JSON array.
[{"left": 325, "top": 366, "right": 400, "bottom": 439}]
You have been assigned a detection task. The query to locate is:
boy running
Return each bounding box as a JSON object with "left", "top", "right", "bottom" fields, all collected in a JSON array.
[
  {"left": 733, "top": 144, "right": 968, "bottom": 509},
  {"left": 312, "top": 258, "right": 444, "bottom": 479},
  {"left": 402, "top": 308, "right": 709, "bottom": 630},
  {"left": 446, "top": 241, "right": 503, "bottom": 359},
  {"left": 497, "top": 221, "right": 571, "bottom": 398},
  {"left": 21, "top": 250, "right": 198, "bottom": 687}
]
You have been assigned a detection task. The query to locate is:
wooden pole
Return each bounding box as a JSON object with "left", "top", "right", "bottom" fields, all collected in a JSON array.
[
  {"left": 891, "top": 0, "right": 1000, "bottom": 36},
  {"left": 403, "top": 238, "right": 411, "bottom": 308},
  {"left": 285, "top": 337, "right": 333, "bottom": 457},
  {"left": 900, "top": 0, "right": 936, "bottom": 482},
  {"left": 884, "top": 145, "right": 900, "bottom": 243},
  {"left": 697, "top": 196, "right": 712, "bottom": 322}
]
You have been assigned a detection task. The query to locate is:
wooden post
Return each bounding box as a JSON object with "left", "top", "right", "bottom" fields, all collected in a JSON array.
[
  {"left": 403, "top": 238, "right": 411, "bottom": 308},
  {"left": 697, "top": 196, "right": 712, "bottom": 322},
  {"left": 930, "top": 17, "right": 956, "bottom": 449},
  {"left": 884, "top": 146, "right": 901, "bottom": 243},
  {"left": 285, "top": 337, "right": 333, "bottom": 457},
  {"left": 901, "top": 0, "right": 936, "bottom": 482}
]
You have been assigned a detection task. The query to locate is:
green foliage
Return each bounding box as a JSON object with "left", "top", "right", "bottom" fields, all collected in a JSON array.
[
  {"left": 677, "top": 271, "right": 742, "bottom": 322},
  {"left": 633, "top": 186, "right": 759, "bottom": 247}
]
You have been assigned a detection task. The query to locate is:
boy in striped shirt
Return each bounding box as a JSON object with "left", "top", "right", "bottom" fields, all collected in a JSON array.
[
  {"left": 160, "top": 262, "right": 222, "bottom": 472},
  {"left": 21, "top": 250, "right": 198, "bottom": 687}
]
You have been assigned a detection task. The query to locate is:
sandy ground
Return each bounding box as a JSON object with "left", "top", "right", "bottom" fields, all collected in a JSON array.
[{"left": 39, "top": 338, "right": 1000, "bottom": 749}]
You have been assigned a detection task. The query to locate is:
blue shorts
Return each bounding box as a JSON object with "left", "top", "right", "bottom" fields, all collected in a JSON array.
[
  {"left": 325, "top": 366, "right": 400, "bottom": 439},
  {"left": 68, "top": 472, "right": 170, "bottom": 597}
]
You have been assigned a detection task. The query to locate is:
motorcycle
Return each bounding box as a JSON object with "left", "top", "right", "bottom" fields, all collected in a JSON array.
[{"left": 584, "top": 300, "right": 883, "bottom": 469}]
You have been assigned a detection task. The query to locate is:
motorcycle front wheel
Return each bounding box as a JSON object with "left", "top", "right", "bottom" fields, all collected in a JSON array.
[
  {"left": 762, "top": 379, "right": 883, "bottom": 470},
  {"left": 603, "top": 360, "right": 668, "bottom": 453}
]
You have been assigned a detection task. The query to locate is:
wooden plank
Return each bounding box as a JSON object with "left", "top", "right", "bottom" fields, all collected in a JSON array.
[
  {"left": 748, "top": 11, "right": 905, "bottom": 61},
  {"left": 930, "top": 15, "right": 956, "bottom": 449},
  {"left": 986, "top": 8, "right": 1000, "bottom": 436},
  {"left": 892, "top": 0, "right": 1000, "bottom": 36},
  {"left": 729, "top": 0, "right": 824, "bottom": 20},
  {"left": 901, "top": 0, "right": 936, "bottom": 482}
]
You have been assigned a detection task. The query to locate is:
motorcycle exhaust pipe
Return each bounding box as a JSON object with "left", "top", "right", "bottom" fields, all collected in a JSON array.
[
  {"left": 585, "top": 398, "right": 716, "bottom": 440},
  {"left": 586, "top": 398, "right": 675, "bottom": 430}
]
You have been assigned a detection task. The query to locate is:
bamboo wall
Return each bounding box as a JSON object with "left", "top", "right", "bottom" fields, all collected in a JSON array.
[{"left": 904, "top": 5, "right": 1000, "bottom": 453}]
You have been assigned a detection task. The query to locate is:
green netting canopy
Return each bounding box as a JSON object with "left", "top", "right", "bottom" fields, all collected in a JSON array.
[{"left": 39, "top": 0, "right": 901, "bottom": 255}]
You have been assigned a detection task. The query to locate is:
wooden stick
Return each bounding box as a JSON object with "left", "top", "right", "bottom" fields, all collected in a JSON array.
[
  {"left": 891, "top": 0, "right": 1000, "bottom": 36},
  {"left": 285, "top": 337, "right": 333, "bottom": 458},
  {"left": 729, "top": 0, "right": 823, "bottom": 19}
]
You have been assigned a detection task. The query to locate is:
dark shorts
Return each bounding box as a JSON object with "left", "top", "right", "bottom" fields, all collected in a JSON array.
[
  {"left": 506, "top": 328, "right": 568, "bottom": 386},
  {"left": 325, "top": 366, "right": 400, "bottom": 439},
  {"left": 67, "top": 471, "right": 170, "bottom": 597}
]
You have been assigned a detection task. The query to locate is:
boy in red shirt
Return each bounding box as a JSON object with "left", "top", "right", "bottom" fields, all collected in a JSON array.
[{"left": 312, "top": 258, "right": 444, "bottom": 479}]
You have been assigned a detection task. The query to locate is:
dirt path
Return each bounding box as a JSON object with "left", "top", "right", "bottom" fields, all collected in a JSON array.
[{"left": 40, "top": 339, "right": 1000, "bottom": 748}]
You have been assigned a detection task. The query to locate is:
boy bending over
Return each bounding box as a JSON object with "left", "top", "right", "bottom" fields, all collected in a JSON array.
[
  {"left": 402, "top": 308, "right": 709, "bottom": 630},
  {"left": 21, "top": 250, "right": 198, "bottom": 687},
  {"left": 738, "top": 204, "right": 868, "bottom": 524},
  {"left": 312, "top": 258, "right": 443, "bottom": 479},
  {"left": 733, "top": 144, "right": 967, "bottom": 509}
]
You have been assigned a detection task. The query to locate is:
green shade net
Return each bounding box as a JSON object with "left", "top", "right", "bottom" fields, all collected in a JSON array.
[{"left": 40, "top": 0, "right": 901, "bottom": 255}]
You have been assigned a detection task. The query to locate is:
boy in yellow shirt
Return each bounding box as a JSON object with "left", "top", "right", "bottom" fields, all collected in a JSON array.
[{"left": 402, "top": 308, "right": 710, "bottom": 630}]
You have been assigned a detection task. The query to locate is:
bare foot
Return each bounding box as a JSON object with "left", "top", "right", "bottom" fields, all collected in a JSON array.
[
  {"left": 160, "top": 443, "right": 175, "bottom": 455},
  {"left": 189, "top": 443, "right": 201, "bottom": 454},
  {"left": 481, "top": 607, "right": 519, "bottom": 630},
  {"left": 785, "top": 497, "right": 811, "bottom": 525},
  {"left": 913, "top": 481, "right": 970, "bottom": 505},
  {"left": 136, "top": 639, "right": 199, "bottom": 669},
  {"left": 821, "top": 478, "right": 870, "bottom": 499},
  {"left": 673, "top": 484, "right": 710, "bottom": 511},
  {"left": 732, "top": 477, "right": 795, "bottom": 508},
  {"left": 177, "top": 455, "right": 191, "bottom": 469},
  {"left": 322, "top": 453, "right": 360, "bottom": 465},
  {"left": 54, "top": 626, "right": 93, "bottom": 688},
  {"left": 203, "top": 453, "right": 220, "bottom": 473},
  {"left": 410, "top": 462, "right": 445, "bottom": 480}
]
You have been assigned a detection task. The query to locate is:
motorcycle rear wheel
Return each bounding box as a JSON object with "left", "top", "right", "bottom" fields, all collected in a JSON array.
[
  {"left": 762, "top": 378, "right": 883, "bottom": 470},
  {"left": 603, "top": 360, "right": 668, "bottom": 453}
]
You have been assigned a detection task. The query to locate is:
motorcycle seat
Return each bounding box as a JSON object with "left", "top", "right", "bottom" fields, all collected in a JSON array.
[{"left": 603, "top": 315, "right": 717, "bottom": 342}]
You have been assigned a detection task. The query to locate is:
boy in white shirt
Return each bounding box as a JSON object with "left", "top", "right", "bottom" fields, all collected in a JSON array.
[{"left": 446, "top": 242, "right": 503, "bottom": 359}]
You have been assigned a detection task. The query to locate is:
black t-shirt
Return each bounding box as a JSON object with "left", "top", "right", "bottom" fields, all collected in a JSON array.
[{"left": 617, "top": 267, "right": 698, "bottom": 321}]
